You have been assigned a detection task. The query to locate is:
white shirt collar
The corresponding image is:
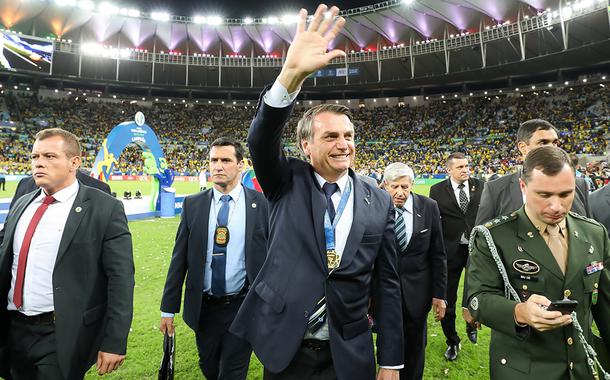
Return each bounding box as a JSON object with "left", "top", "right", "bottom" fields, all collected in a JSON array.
[
  {"left": 450, "top": 177, "right": 468, "bottom": 192},
  {"left": 38, "top": 179, "right": 79, "bottom": 203},
  {"left": 212, "top": 183, "right": 243, "bottom": 203},
  {"left": 404, "top": 193, "right": 414, "bottom": 214},
  {"left": 314, "top": 171, "right": 350, "bottom": 194}
]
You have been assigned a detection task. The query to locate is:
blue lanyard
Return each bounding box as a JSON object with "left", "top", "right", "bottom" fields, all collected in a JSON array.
[{"left": 323, "top": 179, "right": 352, "bottom": 252}]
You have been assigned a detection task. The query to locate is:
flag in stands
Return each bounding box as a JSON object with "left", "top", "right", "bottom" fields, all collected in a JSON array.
[{"left": 241, "top": 159, "right": 262, "bottom": 192}]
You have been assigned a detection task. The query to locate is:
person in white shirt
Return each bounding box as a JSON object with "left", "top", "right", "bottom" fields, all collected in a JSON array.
[{"left": 0, "top": 128, "right": 134, "bottom": 379}]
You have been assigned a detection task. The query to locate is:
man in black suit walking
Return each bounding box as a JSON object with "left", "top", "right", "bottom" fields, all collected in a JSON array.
[
  {"left": 230, "top": 4, "right": 403, "bottom": 380},
  {"left": 160, "top": 137, "right": 268, "bottom": 380},
  {"left": 382, "top": 162, "right": 446, "bottom": 380},
  {"left": 9, "top": 169, "right": 111, "bottom": 210},
  {"left": 476, "top": 119, "right": 590, "bottom": 225},
  {"left": 0, "top": 128, "right": 134, "bottom": 379},
  {"left": 429, "top": 153, "right": 484, "bottom": 361}
]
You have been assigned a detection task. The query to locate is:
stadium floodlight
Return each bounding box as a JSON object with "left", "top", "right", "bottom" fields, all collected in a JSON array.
[
  {"left": 99, "top": 2, "right": 119, "bottom": 14},
  {"left": 55, "top": 89, "right": 59, "bottom": 93},
  {"left": 483, "top": 91, "right": 488, "bottom": 95},
  {"left": 469, "top": 92, "right": 473, "bottom": 96},
  {"left": 151, "top": 12, "right": 171, "bottom": 22},
  {"left": 127, "top": 9, "right": 141, "bottom": 17},
  {"left": 564, "top": 81, "right": 569, "bottom": 85},
  {"left": 113, "top": 95, "right": 116, "bottom": 98},
  {"left": 244, "top": 17, "right": 254, "bottom": 25},
  {"left": 193, "top": 15, "right": 206, "bottom": 24},
  {"left": 282, "top": 14, "right": 299, "bottom": 25},
  {"left": 548, "top": 83, "right": 553, "bottom": 87},
  {"left": 208, "top": 16, "right": 223, "bottom": 25},
  {"left": 582, "top": 78, "right": 588, "bottom": 83},
  {"left": 55, "top": 0, "right": 77, "bottom": 7},
  {"left": 403, "top": 0, "right": 414, "bottom": 4},
  {"left": 266, "top": 16, "right": 279, "bottom": 25},
  {"left": 78, "top": 0, "right": 94, "bottom": 9},
  {"left": 602, "top": 76, "right": 606, "bottom": 80},
  {"left": 454, "top": 94, "right": 458, "bottom": 98}
]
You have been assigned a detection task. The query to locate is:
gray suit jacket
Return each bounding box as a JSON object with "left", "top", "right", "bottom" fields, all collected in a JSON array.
[
  {"left": 590, "top": 184, "right": 610, "bottom": 236},
  {"left": 476, "top": 171, "right": 590, "bottom": 225}
]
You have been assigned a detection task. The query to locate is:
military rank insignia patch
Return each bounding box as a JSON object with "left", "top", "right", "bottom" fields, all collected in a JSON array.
[{"left": 513, "top": 259, "right": 540, "bottom": 275}]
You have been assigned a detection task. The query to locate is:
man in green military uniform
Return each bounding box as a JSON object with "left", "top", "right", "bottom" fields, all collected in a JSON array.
[{"left": 467, "top": 146, "right": 610, "bottom": 379}]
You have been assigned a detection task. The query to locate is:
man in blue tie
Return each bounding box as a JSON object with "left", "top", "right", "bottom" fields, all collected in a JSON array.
[
  {"left": 382, "top": 162, "right": 447, "bottom": 380},
  {"left": 159, "top": 137, "right": 269, "bottom": 380}
]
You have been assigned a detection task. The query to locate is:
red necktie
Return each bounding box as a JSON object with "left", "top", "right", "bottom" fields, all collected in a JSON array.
[{"left": 13, "top": 195, "right": 56, "bottom": 309}]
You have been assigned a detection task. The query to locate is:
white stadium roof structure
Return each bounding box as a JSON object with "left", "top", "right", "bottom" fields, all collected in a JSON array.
[{"left": 0, "top": 0, "right": 609, "bottom": 99}]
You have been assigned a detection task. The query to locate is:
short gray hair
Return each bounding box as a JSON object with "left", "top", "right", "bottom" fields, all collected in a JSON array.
[
  {"left": 383, "top": 162, "right": 415, "bottom": 184},
  {"left": 296, "top": 104, "right": 354, "bottom": 154}
]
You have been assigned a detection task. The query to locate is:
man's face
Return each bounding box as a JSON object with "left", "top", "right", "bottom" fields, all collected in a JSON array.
[
  {"left": 447, "top": 158, "right": 470, "bottom": 183},
  {"left": 209, "top": 145, "right": 243, "bottom": 189},
  {"left": 302, "top": 112, "right": 355, "bottom": 181},
  {"left": 518, "top": 129, "right": 559, "bottom": 158},
  {"left": 31, "top": 136, "right": 80, "bottom": 195},
  {"left": 384, "top": 176, "right": 412, "bottom": 208},
  {"left": 520, "top": 165, "right": 575, "bottom": 225}
]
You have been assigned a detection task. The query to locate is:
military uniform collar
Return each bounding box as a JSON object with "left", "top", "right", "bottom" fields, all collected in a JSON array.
[{"left": 524, "top": 205, "right": 567, "bottom": 236}]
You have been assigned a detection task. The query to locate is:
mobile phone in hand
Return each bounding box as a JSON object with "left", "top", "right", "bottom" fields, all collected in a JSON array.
[{"left": 547, "top": 299, "right": 578, "bottom": 315}]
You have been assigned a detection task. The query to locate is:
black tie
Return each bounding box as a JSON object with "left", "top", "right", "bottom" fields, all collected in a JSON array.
[
  {"left": 322, "top": 182, "right": 340, "bottom": 222},
  {"left": 458, "top": 183, "right": 469, "bottom": 213}
]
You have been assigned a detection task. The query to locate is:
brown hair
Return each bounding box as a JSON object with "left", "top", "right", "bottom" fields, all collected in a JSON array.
[
  {"left": 35, "top": 128, "right": 82, "bottom": 158},
  {"left": 296, "top": 104, "right": 354, "bottom": 154},
  {"left": 521, "top": 145, "right": 574, "bottom": 183}
]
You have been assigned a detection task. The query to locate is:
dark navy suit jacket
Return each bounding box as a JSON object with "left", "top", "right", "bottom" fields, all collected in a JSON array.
[{"left": 230, "top": 94, "right": 403, "bottom": 380}]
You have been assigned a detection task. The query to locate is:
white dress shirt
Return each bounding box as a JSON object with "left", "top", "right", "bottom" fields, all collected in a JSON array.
[
  {"left": 450, "top": 178, "right": 470, "bottom": 244},
  {"left": 394, "top": 194, "right": 414, "bottom": 248},
  {"left": 8, "top": 180, "right": 79, "bottom": 315}
]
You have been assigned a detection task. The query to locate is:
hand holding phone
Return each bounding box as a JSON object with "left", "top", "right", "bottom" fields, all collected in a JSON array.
[{"left": 547, "top": 299, "right": 578, "bottom": 315}]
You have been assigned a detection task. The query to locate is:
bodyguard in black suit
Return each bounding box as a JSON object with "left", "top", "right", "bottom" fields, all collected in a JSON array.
[
  {"left": 230, "top": 5, "right": 403, "bottom": 380},
  {"left": 9, "top": 169, "right": 111, "bottom": 210},
  {"left": 429, "top": 153, "right": 483, "bottom": 360},
  {"left": 476, "top": 119, "right": 590, "bottom": 225},
  {"left": 382, "top": 163, "right": 447, "bottom": 380},
  {"left": 160, "top": 138, "right": 268, "bottom": 380},
  {"left": 0, "top": 128, "right": 134, "bottom": 379}
]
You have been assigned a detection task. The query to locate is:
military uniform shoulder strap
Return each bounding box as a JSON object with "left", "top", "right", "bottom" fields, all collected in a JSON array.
[
  {"left": 482, "top": 212, "right": 518, "bottom": 230},
  {"left": 568, "top": 211, "right": 602, "bottom": 227}
]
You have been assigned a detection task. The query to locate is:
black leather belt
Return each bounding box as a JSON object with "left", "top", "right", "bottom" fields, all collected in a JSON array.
[
  {"left": 203, "top": 288, "right": 247, "bottom": 305},
  {"left": 10, "top": 311, "right": 55, "bottom": 324},
  {"left": 301, "top": 339, "right": 330, "bottom": 351}
]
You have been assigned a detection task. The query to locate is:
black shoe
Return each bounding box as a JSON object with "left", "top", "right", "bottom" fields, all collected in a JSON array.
[
  {"left": 466, "top": 324, "right": 478, "bottom": 344},
  {"left": 444, "top": 344, "right": 460, "bottom": 361}
]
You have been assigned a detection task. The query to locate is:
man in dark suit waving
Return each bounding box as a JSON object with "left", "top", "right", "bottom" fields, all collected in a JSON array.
[
  {"left": 159, "top": 137, "right": 268, "bottom": 380},
  {"left": 0, "top": 128, "right": 134, "bottom": 379},
  {"left": 230, "top": 4, "right": 403, "bottom": 380},
  {"left": 382, "top": 162, "right": 447, "bottom": 380},
  {"left": 429, "top": 153, "right": 484, "bottom": 360}
]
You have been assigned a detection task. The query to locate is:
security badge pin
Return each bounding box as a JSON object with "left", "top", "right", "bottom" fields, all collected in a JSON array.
[
  {"left": 75, "top": 207, "right": 82, "bottom": 213},
  {"left": 251, "top": 203, "right": 257, "bottom": 208}
]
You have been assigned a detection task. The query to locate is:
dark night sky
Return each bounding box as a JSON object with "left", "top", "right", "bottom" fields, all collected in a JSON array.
[{"left": 129, "top": 0, "right": 376, "bottom": 18}]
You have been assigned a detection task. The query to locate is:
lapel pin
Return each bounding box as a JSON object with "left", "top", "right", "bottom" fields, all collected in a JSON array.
[
  {"left": 517, "top": 245, "right": 523, "bottom": 252},
  {"left": 75, "top": 206, "right": 82, "bottom": 213},
  {"left": 364, "top": 195, "right": 370, "bottom": 205},
  {"left": 574, "top": 231, "right": 579, "bottom": 238},
  {"left": 589, "top": 245, "right": 594, "bottom": 254},
  {"left": 417, "top": 213, "right": 422, "bottom": 218},
  {"left": 471, "top": 186, "right": 475, "bottom": 192},
  {"left": 251, "top": 203, "right": 257, "bottom": 208},
  {"left": 527, "top": 231, "right": 534, "bottom": 238}
]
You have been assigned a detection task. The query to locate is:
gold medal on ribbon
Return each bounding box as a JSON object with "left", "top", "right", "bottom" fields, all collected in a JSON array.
[
  {"left": 327, "top": 249, "right": 339, "bottom": 270},
  {"left": 214, "top": 226, "right": 230, "bottom": 247}
]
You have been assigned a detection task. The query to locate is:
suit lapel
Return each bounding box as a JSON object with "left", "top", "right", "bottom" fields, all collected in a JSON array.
[
  {"left": 243, "top": 188, "right": 256, "bottom": 270},
  {"left": 198, "top": 190, "right": 213, "bottom": 254},
  {"left": 466, "top": 179, "right": 480, "bottom": 213},
  {"left": 55, "top": 187, "right": 90, "bottom": 265},
  {"left": 310, "top": 169, "right": 329, "bottom": 272},
  {"left": 509, "top": 173, "right": 524, "bottom": 212},
  {"left": 339, "top": 172, "right": 366, "bottom": 270},
  {"left": 516, "top": 209, "right": 564, "bottom": 281},
  {"left": 564, "top": 214, "right": 592, "bottom": 287},
  {"left": 405, "top": 194, "right": 423, "bottom": 251},
  {"left": 444, "top": 179, "right": 461, "bottom": 213}
]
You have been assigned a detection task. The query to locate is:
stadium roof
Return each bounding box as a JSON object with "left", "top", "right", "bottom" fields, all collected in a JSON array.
[{"left": 0, "top": 0, "right": 586, "bottom": 54}]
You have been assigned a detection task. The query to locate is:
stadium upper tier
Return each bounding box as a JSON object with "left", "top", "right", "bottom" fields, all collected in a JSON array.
[
  {"left": 0, "top": 0, "right": 608, "bottom": 97},
  {"left": 0, "top": 82, "right": 607, "bottom": 178}
]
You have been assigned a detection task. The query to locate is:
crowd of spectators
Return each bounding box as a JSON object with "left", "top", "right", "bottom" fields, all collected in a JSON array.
[{"left": 0, "top": 84, "right": 608, "bottom": 189}]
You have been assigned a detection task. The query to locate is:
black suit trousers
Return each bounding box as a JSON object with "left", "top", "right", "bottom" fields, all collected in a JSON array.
[
  {"left": 441, "top": 244, "right": 469, "bottom": 346},
  {"left": 196, "top": 297, "right": 252, "bottom": 380},
  {"left": 9, "top": 316, "right": 64, "bottom": 380},
  {"left": 401, "top": 302, "right": 428, "bottom": 380}
]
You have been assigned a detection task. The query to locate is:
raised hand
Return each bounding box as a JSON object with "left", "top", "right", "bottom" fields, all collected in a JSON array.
[{"left": 278, "top": 4, "right": 346, "bottom": 93}]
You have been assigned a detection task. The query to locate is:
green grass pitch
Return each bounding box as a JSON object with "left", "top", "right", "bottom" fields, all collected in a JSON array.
[{"left": 3, "top": 179, "right": 492, "bottom": 379}]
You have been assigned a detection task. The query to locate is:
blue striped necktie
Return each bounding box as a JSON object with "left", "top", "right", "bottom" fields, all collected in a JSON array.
[{"left": 395, "top": 207, "right": 408, "bottom": 251}]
